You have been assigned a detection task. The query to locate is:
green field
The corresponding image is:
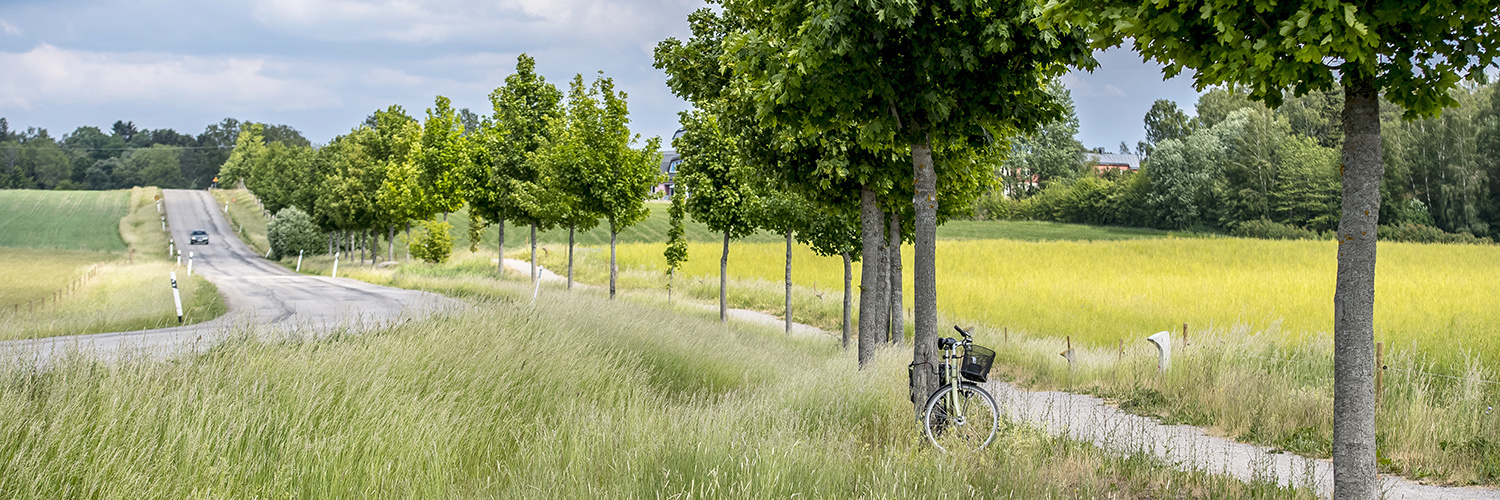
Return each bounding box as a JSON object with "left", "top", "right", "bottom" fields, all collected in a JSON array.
[
  {"left": 0, "top": 190, "right": 129, "bottom": 251},
  {"left": 0, "top": 188, "right": 224, "bottom": 338},
  {"left": 0, "top": 248, "right": 117, "bottom": 309},
  {"left": 0, "top": 279, "right": 1307, "bottom": 498}
]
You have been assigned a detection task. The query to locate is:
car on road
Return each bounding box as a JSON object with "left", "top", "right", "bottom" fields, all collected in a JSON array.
[{"left": 189, "top": 230, "right": 209, "bottom": 245}]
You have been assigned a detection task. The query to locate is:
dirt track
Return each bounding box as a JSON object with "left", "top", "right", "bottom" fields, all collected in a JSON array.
[{"left": 2, "top": 189, "right": 455, "bottom": 362}]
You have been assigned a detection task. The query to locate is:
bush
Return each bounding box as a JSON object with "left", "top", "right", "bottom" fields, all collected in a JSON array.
[
  {"left": 1379, "top": 223, "right": 1494, "bottom": 245},
  {"left": 1231, "top": 219, "right": 1323, "bottom": 241},
  {"left": 267, "top": 207, "right": 324, "bottom": 260},
  {"left": 407, "top": 220, "right": 455, "bottom": 264}
]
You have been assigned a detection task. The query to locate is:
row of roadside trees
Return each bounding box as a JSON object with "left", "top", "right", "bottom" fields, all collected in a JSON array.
[
  {"left": 656, "top": 1, "right": 1498, "bottom": 498},
  {"left": 222, "top": 55, "right": 662, "bottom": 296}
]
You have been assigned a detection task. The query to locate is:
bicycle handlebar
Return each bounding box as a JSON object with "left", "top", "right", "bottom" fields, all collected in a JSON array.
[{"left": 938, "top": 325, "right": 974, "bottom": 350}]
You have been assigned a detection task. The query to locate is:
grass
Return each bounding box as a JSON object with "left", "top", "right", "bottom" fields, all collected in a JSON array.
[
  {"left": 0, "top": 187, "right": 225, "bottom": 339},
  {"left": 210, "top": 189, "right": 270, "bottom": 255},
  {"left": 503, "top": 237, "right": 1500, "bottom": 486},
  {"left": 0, "top": 277, "right": 1313, "bottom": 498},
  {"left": 0, "top": 190, "right": 129, "bottom": 251},
  {"left": 936, "top": 220, "right": 1180, "bottom": 241},
  {"left": 0, "top": 248, "right": 117, "bottom": 309}
]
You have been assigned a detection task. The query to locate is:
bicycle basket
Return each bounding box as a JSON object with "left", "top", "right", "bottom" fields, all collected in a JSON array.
[{"left": 960, "top": 344, "right": 995, "bottom": 383}]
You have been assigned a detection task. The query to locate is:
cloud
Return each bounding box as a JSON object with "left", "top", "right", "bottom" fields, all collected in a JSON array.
[
  {"left": 0, "top": 44, "right": 337, "bottom": 111},
  {"left": 1061, "top": 73, "right": 1127, "bottom": 98},
  {"left": 0, "top": 19, "right": 20, "bottom": 36},
  {"left": 249, "top": 0, "right": 692, "bottom": 44}
]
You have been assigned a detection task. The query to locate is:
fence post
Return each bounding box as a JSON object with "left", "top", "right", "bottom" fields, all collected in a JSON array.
[
  {"left": 1060, "top": 336, "right": 1076, "bottom": 370},
  {"left": 1182, "top": 322, "right": 1189, "bottom": 347},
  {"left": 1004, "top": 327, "right": 1008, "bottom": 342}
]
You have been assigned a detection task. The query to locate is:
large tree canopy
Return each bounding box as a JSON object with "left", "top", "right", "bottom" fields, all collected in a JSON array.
[
  {"left": 720, "top": 0, "right": 1094, "bottom": 412},
  {"left": 1046, "top": 0, "right": 1500, "bottom": 497}
]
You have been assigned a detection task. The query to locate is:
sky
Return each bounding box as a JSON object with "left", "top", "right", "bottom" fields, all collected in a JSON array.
[{"left": 0, "top": 0, "right": 1202, "bottom": 153}]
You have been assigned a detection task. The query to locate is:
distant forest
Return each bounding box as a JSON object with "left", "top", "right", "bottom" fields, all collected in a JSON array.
[{"left": 0, "top": 118, "right": 307, "bottom": 190}]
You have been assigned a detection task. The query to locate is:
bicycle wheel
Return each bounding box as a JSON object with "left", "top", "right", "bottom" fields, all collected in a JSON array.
[{"left": 922, "top": 383, "right": 999, "bottom": 452}]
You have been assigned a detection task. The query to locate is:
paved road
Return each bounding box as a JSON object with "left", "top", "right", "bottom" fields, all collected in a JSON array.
[{"left": 2, "top": 189, "right": 455, "bottom": 363}]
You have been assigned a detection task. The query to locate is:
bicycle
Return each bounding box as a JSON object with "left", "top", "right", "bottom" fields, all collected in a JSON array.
[{"left": 919, "top": 325, "right": 1000, "bottom": 452}]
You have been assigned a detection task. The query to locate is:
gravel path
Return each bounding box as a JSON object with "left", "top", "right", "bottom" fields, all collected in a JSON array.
[{"left": 984, "top": 380, "right": 1500, "bottom": 499}]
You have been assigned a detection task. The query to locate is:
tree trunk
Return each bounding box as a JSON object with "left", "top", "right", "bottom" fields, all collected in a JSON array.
[
  {"left": 668, "top": 269, "right": 673, "bottom": 304},
  {"left": 719, "top": 230, "right": 730, "bottom": 322},
  {"left": 910, "top": 136, "right": 940, "bottom": 416},
  {"left": 530, "top": 222, "right": 538, "bottom": 284},
  {"left": 609, "top": 223, "right": 618, "bottom": 299},
  {"left": 567, "top": 224, "right": 575, "bottom": 290},
  {"left": 388, "top": 225, "right": 394, "bottom": 263},
  {"left": 858, "top": 184, "right": 889, "bottom": 367},
  {"left": 1333, "top": 72, "right": 1381, "bottom": 500},
  {"left": 495, "top": 219, "right": 504, "bottom": 275},
  {"left": 784, "top": 230, "right": 793, "bottom": 334},
  {"left": 359, "top": 229, "right": 366, "bottom": 265},
  {"left": 889, "top": 212, "right": 904, "bottom": 344},
  {"left": 406, "top": 222, "right": 413, "bottom": 262},
  {"left": 842, "top": 252, "right": 852, "bottom": 350}
]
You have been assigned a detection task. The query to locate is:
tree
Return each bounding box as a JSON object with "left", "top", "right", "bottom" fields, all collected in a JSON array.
[
  {"left": 466, "top": 54, "right": 564, "bottom": 278},
  {"left": 1140, "top": 99, "right": 1197, "bottom": 159},
  {"left": 674, "top": 107, "right": 759, "bottom": 320},
  {"left": 664, "top": 190, "right": 688, "bottom": 304},
  {"left": 268, "top": 207, "right": 324, "bottom": 260},
  {"left": 723, "top": 0, "right": 1094, "bottom": 408},
  {"left": 116, "top": 145, "right": 185, "bottom": 189},
  {"left": 1052, "top": 0, "right": 1500, "bottom": 495},
  {"left": 757, "top": 188, "right": 808, "bottom": 334},
  {"left": 1002, "top": 80, "right": 1086, "bottom": 196},
  {"left": 1271, "top": 136, "right": 1342, "bottom": 231},
  {"left": 551, "top": 73, "right": 661, "bottom": 299},
  {"left": 416, "top": 96, "right": 470, "bottom": 221}
]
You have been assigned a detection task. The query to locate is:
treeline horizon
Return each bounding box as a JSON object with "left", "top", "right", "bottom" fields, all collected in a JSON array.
[
  {"left": 0, "top": 117, "right": 309, "bottom": 191},
  {"left": 988, "top": 81, "right": 1500, "bottom": 243}
]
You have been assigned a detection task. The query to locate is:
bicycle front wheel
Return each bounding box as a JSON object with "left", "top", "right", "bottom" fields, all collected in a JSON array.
[{"left": 922, "top": 383, "right": 999, "bottom": 452}]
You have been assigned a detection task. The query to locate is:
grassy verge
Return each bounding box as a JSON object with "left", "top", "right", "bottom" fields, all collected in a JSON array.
[
  {"left": 0, "top": 189, "right": 129, "bottom": 251},
  {"left": 209, "top": 189, "right": 270, "bottom": 255},
  {"left": 0, "top": 187, "right": 225, "bottom": 339},
  {"left": 0, "top": 278, "right": 1312, "bottom": 498}
]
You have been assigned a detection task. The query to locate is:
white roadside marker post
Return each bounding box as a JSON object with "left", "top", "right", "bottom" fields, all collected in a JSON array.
[
  {"left": 170, "top": 272, "right": 183, "bottom": 324},
  {"left": 296, "top": 250, "right": 304, "bottom": 272},
  {"left": 1147, "top": 331, "right": 1172, "bottom": 372},
  {"left": 169, "top": 240, "right": 174, "bottom": 257},
  {"left": 187, "top": 251, "right": 194, "bottom": 276},
  {"left": 265, "top": 247, "right": 272, "bottom": 258},
  {"left": 161, "top": 216, "right": 166, "bottom": 231},
  {"left": 176, "top": 250, "right": 181, "bottom": 267},
  {"left": 332, "top": 252, "right": 340, "bottom": 278}
]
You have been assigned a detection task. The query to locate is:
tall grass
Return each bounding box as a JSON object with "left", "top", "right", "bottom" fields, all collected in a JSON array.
[
  {"left": 588, "top": 238, "right": 1500, "bottom": 372},
  {"left": 0, "top": 189, "right": 129, "bottom": 251},
  {"left": 0, "top": 248, "right": 117, "bottom": 308},
  {"left": 984, "top": 324, "right": 1500, "bottom": 485},
  {"left": 210, "top": 189, "right": 270, "bottom": 255},
  {"left": 525, "top": 238, "right": 1500, "bottom": 485},
  {"left": 0, "top": 280, "right": 1311, "bottom": 498}
]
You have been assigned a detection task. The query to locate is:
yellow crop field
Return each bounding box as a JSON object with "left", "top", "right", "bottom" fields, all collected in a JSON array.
[{"left": 605, "top": 237, "right": 1500, "bottom": 370}]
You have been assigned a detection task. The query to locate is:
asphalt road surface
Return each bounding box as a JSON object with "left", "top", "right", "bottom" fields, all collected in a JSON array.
[{"left": 2, "top": 189, "right": 455, "bottom": 363}]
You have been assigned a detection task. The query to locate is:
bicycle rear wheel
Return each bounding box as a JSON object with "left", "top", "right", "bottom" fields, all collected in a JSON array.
[{"left": 922, "top": 383, "right": 999, "bottom": 452}]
